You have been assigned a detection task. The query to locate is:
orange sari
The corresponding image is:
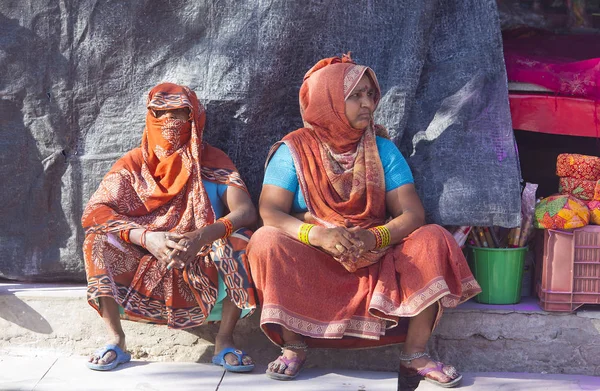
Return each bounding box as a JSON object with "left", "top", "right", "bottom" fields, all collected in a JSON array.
[
  {"left": 82, "top": 83, "right": 256, "bottom": 328},
  {"left": 248, "top": 57, "right": 480, "bottom": 348}
]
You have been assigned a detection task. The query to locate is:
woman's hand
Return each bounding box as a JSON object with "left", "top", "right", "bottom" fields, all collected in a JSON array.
[
  {"left": 347, "top": 227, "right": 377, "bottom": 254},
  {"left": 163, "top": 229, "right": 212, "bottom": 270},
  {"left": 165, "top": 220, "right": 231, "bottom": 269},
  {"left": 143, "top": 231, "right": 189, "bottom": 268},
  {"left": 309, "top": 226, "right": 364, "bottom": 258}
]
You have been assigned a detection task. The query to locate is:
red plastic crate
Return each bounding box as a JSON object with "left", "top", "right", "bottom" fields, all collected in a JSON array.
[{"left": 537, "top": 226, "right": 600, "bottom": 311}]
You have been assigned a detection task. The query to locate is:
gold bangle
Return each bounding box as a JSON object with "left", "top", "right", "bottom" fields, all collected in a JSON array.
[
  {"left": 379, "top": 225, "right": 391, "bottom": 247},
  {"left": 298, "top": 223, "right": 315, "bottom": 245}
]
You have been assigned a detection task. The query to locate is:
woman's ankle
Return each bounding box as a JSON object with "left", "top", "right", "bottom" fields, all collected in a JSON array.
[{"left": 108, "top": 333, "right": 126, "bottom": 349}]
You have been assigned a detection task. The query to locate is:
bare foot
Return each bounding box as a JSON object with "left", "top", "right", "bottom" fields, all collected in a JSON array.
[{"left": 214, "top": 333, "right": 253, "bottom": 367}]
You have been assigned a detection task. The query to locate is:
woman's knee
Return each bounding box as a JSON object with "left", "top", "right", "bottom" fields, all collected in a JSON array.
[
  {"left": 408, "top": 224, "right": 451, "bottom": 246},
  {"left": 247, "top": 226, "right": 287, "bottom": 257},
  {"left": 410, "top": 224, "right": 444, "bottom": 237}
]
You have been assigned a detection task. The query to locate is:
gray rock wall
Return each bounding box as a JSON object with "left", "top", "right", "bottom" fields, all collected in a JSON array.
[{"left": 0, "top": 0, "right": 521, "bottom": 281}]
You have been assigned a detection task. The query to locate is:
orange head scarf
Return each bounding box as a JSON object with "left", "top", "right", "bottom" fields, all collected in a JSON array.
[
  {"left": 141, "top": 83, "right": 206, "bottom": 211},
  {"left": 271, "top": 55, "right": 387, "bottom": 228},
  {"left": 299, "top": 54, "right": 382, "bottom": 153},
  {"left": 82, "top": 83, "right": 246, "bottom": 234}
]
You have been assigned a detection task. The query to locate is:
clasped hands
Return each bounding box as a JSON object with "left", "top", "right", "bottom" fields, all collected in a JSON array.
[
  {"left": 144, "top": 229, "right": 209, "bottom": 270},
  {"left": 311, "top": 225, "right": 377, "bottom": 264}
]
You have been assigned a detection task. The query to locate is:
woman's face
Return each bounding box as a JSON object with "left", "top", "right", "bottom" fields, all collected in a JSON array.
[
  {"left": 151, "top": 107, "right": 191, "bottom": 121},
  {"left": 344, "top": 74, "right": 376, "bottom": 130}
]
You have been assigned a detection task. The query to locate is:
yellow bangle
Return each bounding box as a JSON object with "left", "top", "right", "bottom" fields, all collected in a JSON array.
[
  {"left": 298, "top": 223, "right": 315, "bottom": 245},
  {"left": 368, "top": 225, "right": 391, "bottom": 249}
]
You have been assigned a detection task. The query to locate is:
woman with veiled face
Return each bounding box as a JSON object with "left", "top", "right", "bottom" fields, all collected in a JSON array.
[
  {"left": 83, "top": 83, "right": 257, "bottom": 373},
  {"left": 248, "top": 55, "right": 481, "bottom": 387}
]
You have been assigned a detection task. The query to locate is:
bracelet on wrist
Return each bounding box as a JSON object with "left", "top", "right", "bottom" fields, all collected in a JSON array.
[
  {"left": 368, "top": 226, "right": 391, "bottom": 249},
  {"left": 298, "top": 223, "right": 315, "bottom": 245},
  {"left": 217, "top": 217, "right": 234, "bottom": 238},
  {"left": 140, "top": 229, "right": 149, "bottom": 249},
  {"left": 119, "top": 229, "right": 131, "bottom": 243}
]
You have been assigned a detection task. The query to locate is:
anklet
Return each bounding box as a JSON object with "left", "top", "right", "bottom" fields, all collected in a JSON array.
[
  {"left": 398, "top": 351, "right": 429, "bottom": 363},
  {"left": 282, "top": 341, "right": 308, "bottom": 352}
]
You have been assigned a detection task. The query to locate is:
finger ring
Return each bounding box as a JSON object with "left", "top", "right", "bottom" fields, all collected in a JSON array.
[{"left": 335, "top": 244, "right": 344, "bottom": 252}]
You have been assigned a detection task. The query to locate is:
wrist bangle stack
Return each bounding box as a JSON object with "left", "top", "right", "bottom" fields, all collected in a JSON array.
[
  {"left": 368, "top": 226, "right": 391, "bottom": 249},
  {"left": 140, "top": 229, "right": 149, "bottom": 249},
  {"left": 217, "top": 217, "right": 234, "bottom": 238},
  {"left": 298, "top": 223, "right": 315, "bottom": 245},
  {"left": 119, "top": 229, "right": 131, "bottom": 243}
]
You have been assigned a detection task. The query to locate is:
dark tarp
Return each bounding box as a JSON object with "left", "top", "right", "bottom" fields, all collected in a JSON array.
[{"left": 0, "top": 0, "right": 520, "bottom": 281}]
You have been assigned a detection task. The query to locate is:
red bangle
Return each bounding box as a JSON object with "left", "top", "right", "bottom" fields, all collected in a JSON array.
[
  {"left": 369, "top": 227, "right": 383, "bottom": 248},
  {"left": 119, "top": 229, "right": 131, "bottom": 243},
  {"left": 217, "top": 218, "right": 234, "bottom": 238},
  {"left": 140, "top": 229, "right": 149, "bottom": 249}
]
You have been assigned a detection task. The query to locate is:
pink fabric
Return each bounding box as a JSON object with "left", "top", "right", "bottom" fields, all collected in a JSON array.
[{"left": 503, "top": 28, "right": 600, "bottom": 101}]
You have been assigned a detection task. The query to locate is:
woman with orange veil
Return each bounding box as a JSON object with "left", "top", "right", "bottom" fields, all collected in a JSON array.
[{"left": 82, "top": 83, "right": 257, "bottom": 373}]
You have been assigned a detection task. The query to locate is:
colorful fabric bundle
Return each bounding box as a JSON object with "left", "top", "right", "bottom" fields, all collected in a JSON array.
[
  {"left": 534, "top": 194, "right": 590, "bottom": 229},
  {"left": 556, "top": 154, "right": 600, "bottom": 181},
  {"left": 558, "top": 177, "right": 597, "bottom": 201},
  {"left": 594, "top": 180, "right": 600, "bottom": 201},
  {"left": 588, "top": 200, "right": 600, "bottom": 225}
]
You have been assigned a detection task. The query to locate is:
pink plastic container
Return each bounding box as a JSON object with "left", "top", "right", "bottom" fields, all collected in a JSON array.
[{"left": 537, "top": 225, "right": 600, "bottom": 311}]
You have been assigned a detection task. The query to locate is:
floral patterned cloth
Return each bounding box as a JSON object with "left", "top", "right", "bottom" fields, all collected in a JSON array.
[
  {"left": 559, "top": 176, "right": 597, "bottom": 201},
  {"left": 556, "top": 154, "right": 600, "bottom": 181},
  {"left": 534, "top": 194, "right": 590, "bottom": 230},
  {"left": 503, "top": 28, "right": 600, "bottom": 101}
]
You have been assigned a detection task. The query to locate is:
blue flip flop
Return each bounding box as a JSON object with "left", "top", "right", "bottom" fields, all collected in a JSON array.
[
  {"left": 87, "top": 344, "right": 132, "bottom": 371},
  {"left": 212, "top": 347, "right": 255, "bottom": 373}
]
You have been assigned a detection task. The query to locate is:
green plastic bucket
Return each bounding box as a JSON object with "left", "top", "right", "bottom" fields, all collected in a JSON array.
[{"left": 469, "top": 246, "right": 527, "bottom": 304}]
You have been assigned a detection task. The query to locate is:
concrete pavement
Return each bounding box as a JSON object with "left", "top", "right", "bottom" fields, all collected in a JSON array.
[{"left": 1, "top": 354, "right": 600, "bottom": 391}]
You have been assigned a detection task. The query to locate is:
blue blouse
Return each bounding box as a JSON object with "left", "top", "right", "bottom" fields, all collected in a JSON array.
[{"left": 263, "top": 136, "right": 414, "bottom": 212}]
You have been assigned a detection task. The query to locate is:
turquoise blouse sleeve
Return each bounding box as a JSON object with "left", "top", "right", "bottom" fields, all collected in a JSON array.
[
  {"left": 263, "top": 144, "right": 299, "bottom": 193},
  {"left": 377, "top": 136, "right": 414, "bottom": 192}
]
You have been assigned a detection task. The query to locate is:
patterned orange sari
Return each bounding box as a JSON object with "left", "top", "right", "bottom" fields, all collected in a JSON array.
[
  {"left": 82, "top": 83, "right": 256, "bottom": 328},
  {"left": 248, "top": 58, "right": 480, "bottom": 348}
]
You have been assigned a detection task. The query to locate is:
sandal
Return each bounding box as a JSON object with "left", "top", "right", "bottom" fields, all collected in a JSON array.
[
  {"left": 265, "top": 342, "right": 307, "bottom": 381},
  {"left": 212, "top": 347, "right": 255, "bottom": 373},
  {"left": 86, "top": 344, "right": 131, "bottom": 371},
  {"left": 399, "top": 352, "right": 462, "bottom": 388}
]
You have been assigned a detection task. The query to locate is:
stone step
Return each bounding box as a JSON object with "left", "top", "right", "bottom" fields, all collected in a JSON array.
[{"left": 1, "top": 282, "right": 599, "bottom": 375}]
